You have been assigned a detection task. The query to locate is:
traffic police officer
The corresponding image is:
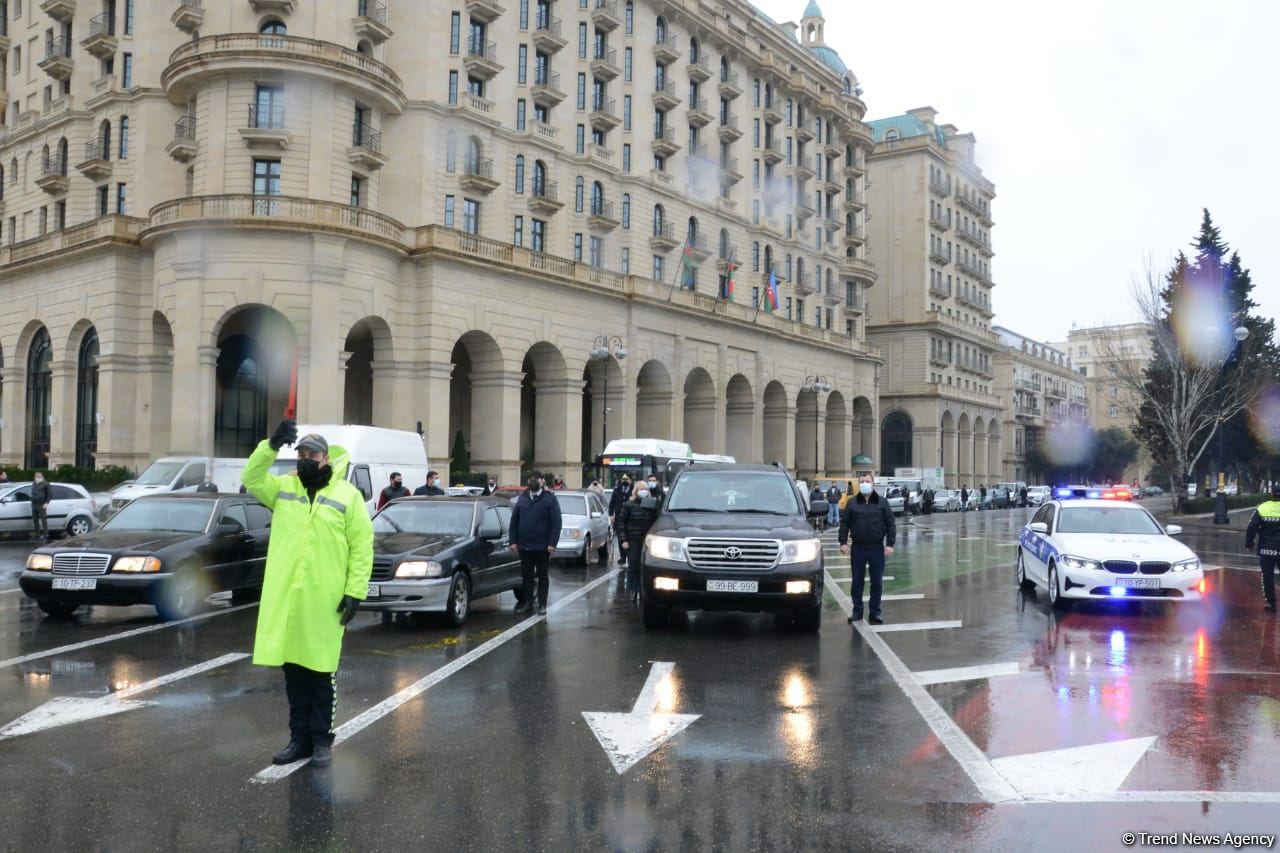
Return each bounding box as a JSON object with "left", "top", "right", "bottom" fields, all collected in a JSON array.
[{"left": 1245, "top": 483, "right": 1280, "bottom": 613}]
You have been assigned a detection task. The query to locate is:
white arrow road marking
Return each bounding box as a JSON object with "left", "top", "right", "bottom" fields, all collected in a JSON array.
[
  {"left": 914, "top": 662, "right": 1020, "bottom": 685},
  {"left": 991, "top": 737, "right": 1157, "bottom": 798},
  {"left": 582, "top": 661, "right": 701, "bottom": 774},
  {"left": 872, "top": 620, "right": 962, "bottom": 633},
  {"left": 0, "top": 652, "right": 248, "bottom": 740}
]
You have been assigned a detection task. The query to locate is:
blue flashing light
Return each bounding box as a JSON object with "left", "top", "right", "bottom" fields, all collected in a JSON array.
[
  {"left": 1109, "top": 587, "right": 1128, "bottom": 598},
  {"left": 1055, "top": 488, "right": 1073, "bottom": 498},
  {"left": 1087, "top": 490, "right": 1102, "bottom": 499}
]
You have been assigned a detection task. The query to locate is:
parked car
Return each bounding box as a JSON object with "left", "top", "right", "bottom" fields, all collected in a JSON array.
[
  {"left": 360, "top": 497, "right": 523, "bottom": 626},
  {"left": 1, "top": 482, "right": 100, "bottom": 539},
  {"left": 932, "top": 489, "right": 961, "bottom": 512},
  {"left": 1026, "top": 486, "right": 1052, "bottom": 507},
  {"left": 109, "top": 457, "right": 248, "bottom": 515},
  {"left": 1142, "top": 485, "right": 1165, "bottom": 497},
  {"left": 20, "top": 493, "right": 271, "bottom": 620},
  {"left": 445, "top": 486, "right": 485, "bottom": 497},
  {"left": 552, "top": 490, "right": 612, "bottom": 566}
]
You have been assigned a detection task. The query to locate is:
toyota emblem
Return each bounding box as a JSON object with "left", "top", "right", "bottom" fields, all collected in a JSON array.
[{"left": 723, "top": 546, "right": 743, "bottom": 560}]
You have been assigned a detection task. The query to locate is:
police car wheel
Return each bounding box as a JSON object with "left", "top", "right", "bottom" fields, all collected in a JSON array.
[
  {"left": 1016, "top": 551, "right": 1036, "bottom": 591},
  {"left": 1047, "top": 562, "right": 1071, "bottom": 611}
]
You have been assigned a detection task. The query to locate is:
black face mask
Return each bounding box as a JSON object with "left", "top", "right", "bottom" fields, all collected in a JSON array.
[{"left": 297, "top": 458, "right": 331, "bottom": 491}]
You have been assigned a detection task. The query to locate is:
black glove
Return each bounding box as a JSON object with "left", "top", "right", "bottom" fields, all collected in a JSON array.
[
  {"left": 269, "top": 419, "right": 298, "bottom": 451},
  {"left": 337, "top": 595, "right": 360, "bottom": 626}
]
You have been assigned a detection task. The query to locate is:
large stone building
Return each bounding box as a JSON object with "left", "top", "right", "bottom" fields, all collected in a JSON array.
[
  {"left": 1052, "top": 322, "right": 1154, "bottom": 482},
  {"left": 992, "top": 326, "right": 1088, "bottom": 483},
  {"left": 0, "top": 0, "right": 883, "bottom": 486},
  {"left": 863, "top": 107, "right": 1002, "bottom": 487}
]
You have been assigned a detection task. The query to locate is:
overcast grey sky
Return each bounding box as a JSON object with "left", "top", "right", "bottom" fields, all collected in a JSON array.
[{"left": 753, "top": 0, "right": 1277, "bottom": 344}]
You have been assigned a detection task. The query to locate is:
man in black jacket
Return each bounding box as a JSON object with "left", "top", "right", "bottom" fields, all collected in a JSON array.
[
  {"left": 608, "top": 475, "right": 633, "bottom": 565},
  {"left": 413, "top": 471, "right": 445, "bottom": 497},
  {"left": 1245, "top": 482, "right": 1280, "bottom": 613},
  {"left": 838, "top": 474, "right": 896, "bottom": 625},
  {"left": 30, "top": 472, "right": 50, "bottom": 541},
  {"left": 509, "top": 474, "right": 563, "bottom": 616}
]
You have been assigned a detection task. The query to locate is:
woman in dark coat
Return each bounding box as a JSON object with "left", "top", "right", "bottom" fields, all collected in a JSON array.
[{"left": 617, "top": 487, "right": 658, "bottom": 601}]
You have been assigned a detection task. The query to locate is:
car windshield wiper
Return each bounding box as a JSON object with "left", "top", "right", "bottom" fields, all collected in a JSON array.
[
  {"left": 724, "top": 508, "right": 790, "bottom": 514},
  {"left": 668, "top": 506, "right": 728, "bottom": 513}
]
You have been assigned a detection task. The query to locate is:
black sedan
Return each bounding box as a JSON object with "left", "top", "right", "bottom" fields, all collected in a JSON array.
[
  {"left": 360, "top": 497, "right": 522, "bottom": 626},
  {"left": 20, "top": 493, "right": 271, "bottom": 621}
]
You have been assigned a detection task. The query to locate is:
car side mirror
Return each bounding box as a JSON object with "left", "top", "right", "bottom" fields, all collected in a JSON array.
[
  {"left": 479, "top": 523, "right": 501, "bottom": 539},
  {"left": 1165, "top": 524, "right": 1182, "bottom": 536},
  {"left": 1028, "top": 522, "right": 1049, "bottom": 534},
  {"left": 808, "top": 500, "right": 828, "bottom": 518},
  {"left": 591, "top": 511, "right": 603, "bottom": 518},
  {"left": 216, "top": 522, "right": 244, "bottom": 536}
]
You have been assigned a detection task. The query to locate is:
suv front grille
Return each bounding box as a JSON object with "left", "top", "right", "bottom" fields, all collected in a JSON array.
[
  {"left": 686, "top": 538, "right": 780, "bottom": 571},
  {"left": 53, "top": 553, "right": 111, "bottom": 576}
]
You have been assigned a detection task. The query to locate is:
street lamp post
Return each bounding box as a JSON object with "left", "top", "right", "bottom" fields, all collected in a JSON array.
[
  {"left": 1213, "top": 325, "right": 1250, "bottom": 525},
  {"left": 802, "top": 375, "right": 831, "bottom": 481},
  {"left": 590, "top": 335, "right": 627, "bottom": 451}
]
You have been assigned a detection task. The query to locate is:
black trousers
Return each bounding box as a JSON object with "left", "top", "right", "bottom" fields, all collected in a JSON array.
[
  {"left": 851, "top": 546, "right": 886, "bottom": 618},
  {"left": 1261, "top": 555, "right": 1277, "bottom": 606},
  {"left": 283, "top": 663, "right": 336, "bottom": 746},
  {"left": 519, "top": 549, "right": 551, "bottom": 607},
  {"left": 625, "top": 536, "right": 646, "bottom": 591},
  {"left": 32, "top": 504, "right": 47, "bottom": 537}
]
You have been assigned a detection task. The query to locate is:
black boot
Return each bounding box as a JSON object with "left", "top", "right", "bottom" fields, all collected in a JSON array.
[
  {"left": 310, "top": 742, "right": 333, "bottom": 768},
  {"left": 272, "top": 739, "right": 313, "bottom": 765}
]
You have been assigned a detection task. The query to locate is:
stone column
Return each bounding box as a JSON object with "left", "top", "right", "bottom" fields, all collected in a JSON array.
[
  {"left": 795, "top": 403, "right": 818, "bottom": 480},
  {"left": 989, "top": 434, "right": 1003, "bottom": 482},
  {"left": 0, "top": 364, "right": 22, "bottom": 465},
  {"left": 168, "top": 259, "right": 214, "bottom": 455},
  {"left": 534, "top": 377, "right": 584, "bottom": 487},
  {"left": 916, "top": 426, "right": 941, "bottom": 472},
  {"left": 975, "top": 434, "right": 989, "bottom": 484},
  {"left": 942, "top": 428, "right": 959, "bottom": 488},
  {"left": 469, "top": 368, "right": 523, "bottom": 485},
  {"left": 300, "top": 257, "right": 344, "bottom": 424},
  {"left": 423, "top": 361, "right": 455, "bottom": 482},
  {"left": 47, "top": 359, "right": 76, "bottom": 468},
  {"left": 93, "top": 353, "right": 150, "bottom": 471}
]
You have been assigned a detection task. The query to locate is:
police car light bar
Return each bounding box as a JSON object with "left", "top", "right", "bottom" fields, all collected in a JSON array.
[{"left": 1054, "top": 486, "right": 1133, "bottom": 501}]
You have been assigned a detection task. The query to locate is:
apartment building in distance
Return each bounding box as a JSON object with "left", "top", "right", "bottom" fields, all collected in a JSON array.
[
  {"left": 0, "top": 0, "right": 883, "bottom": 486},
  {"left": 864, "top": 107, "right": 1001, "bottom": 487},
  {"left": 993, "top": 327, "right": 1088, "bottom": 484},
  {"left": 1053, "top": 322, "right": 1154, "bottom": 482}
]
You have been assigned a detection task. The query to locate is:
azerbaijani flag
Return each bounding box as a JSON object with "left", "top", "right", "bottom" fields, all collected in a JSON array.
[
  {"left": 764, "top": 269, "right": 779, "bottom": 312},
  {"left": 722, "top": 251, "right": 737, "bottom": 301},
  {"left": 680, "top": 241, "right": 697, "bottom": 289}
]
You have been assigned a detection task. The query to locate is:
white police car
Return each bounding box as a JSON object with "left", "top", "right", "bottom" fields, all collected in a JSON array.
[{"left": 1016, "top": 488, "right": 1204, "bottom": 608}]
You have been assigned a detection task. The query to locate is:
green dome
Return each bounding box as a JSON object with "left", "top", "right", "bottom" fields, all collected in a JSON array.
[
  {"left": 809, "top": 45, "right": 847, "bottom": 75},
  {"left": 803, "top": 0, "right": 824, "bottom": 17}
]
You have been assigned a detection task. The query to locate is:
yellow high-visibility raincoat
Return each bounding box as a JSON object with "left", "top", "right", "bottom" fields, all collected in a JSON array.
[{"left": 242, "top": 440, "right": 373, "bottom": 673}]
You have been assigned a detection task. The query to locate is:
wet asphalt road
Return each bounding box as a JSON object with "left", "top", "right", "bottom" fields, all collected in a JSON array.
[{"left": 0, "top": 503, "right": 1277, "bottom": 852}]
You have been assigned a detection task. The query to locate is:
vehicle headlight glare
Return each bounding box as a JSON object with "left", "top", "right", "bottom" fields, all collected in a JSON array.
[
  {"left": 26, "top": 554, "right": 52, "bottom": 571},
  {"left": 1173, "top": 557, "right": 1200, "bottom": 572},
  {"left": 561, "top": 528, "right": 584, "bottom": 541},
  {"left": 113, "top": 556, "right": 162, "bottom": 573},
  {"left": 1060, "top": 554, "right": 1101, "bottom": 571},
  {"left": 780, "top": 538, "right": 821, "bottom": 564},
  {"left": 396, "top": 560, "right": 443, "bottom": 579},
  {"left": 646, "top": 535, "right": 687, "bottom": 562}
]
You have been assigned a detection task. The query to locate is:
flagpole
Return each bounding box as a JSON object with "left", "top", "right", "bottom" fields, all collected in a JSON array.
[
  {"left": 665, "top": 239, "right": 686, "bottom": 302},
  {"left": 752, "top": 265, "right": 767, "bottom": 323}
]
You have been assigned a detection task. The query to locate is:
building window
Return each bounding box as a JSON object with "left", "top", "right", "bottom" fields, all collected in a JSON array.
[
  {"left": 574, "top": 233, "right": 583, "bottom": 262},
  {"left": 574, "top": 176, "right": 584, "bottom": 212},
  {"left": 97, "top": 184, "right": 109, "bottom": 216},
  {"left": 121, "top": 53, "right": 133, "bottom": 88},
  {"left": 118, "top": 115, "right": 129, "bottom": 159},
  {"left": 589, "top": 236, "right": 602, "bottom": 268},
  {"left": 652, "top": 255, "right": 663, "bottom": 281},
  {"left": 462, "top": 199, "right": 480, "bottom": 234},
  {"left": 518, "top": 44, "right": 528, "bottom": 84},
  {"left": 621, "top": 247, "right": 630, "bottom": 274},
  {"left": 516, "top": 98, "right": 526, "bottom": 129},
  {"left": 578, "top": 21, "right": 587, "bottom": 58},
  {"left": 450, "top": 13, "right": 461, "bottom": 53},
  {"left": 577, "top": 72, "right": 586, "bottom": 109},
  {"left": 621, "top": 193, "right": 630, "bottom": 228},
  {"left": 251, "top": 159, "right": 281, "bottom": 214},
  {"left": 576, "top": 124, "right": 585, "bottom": 154},
  {"left": 350, "top": 175, "right": 365, "bottom": 207},
  {"left": 123, "top": 0, "right": 135, "bottom": 35},
  {"left": 37, "top": 206, "right": 46, "bottom": 235},
  {"left": 622, "top": 143, "right": 631, "bottom": 172},
  {"left": 55, "top": 200, "right": 66, "bottom": 230},
  {"left": 519, "top": 0, "right": 529, "bottom": 30},
  {"left": 446, "top": 131, "right": 457, "bottom": 172},
  {"left": 624, "top": 47, "right": 632, "bottom": 81},
  {"left": 623, "top": 94, "right": 631, "bottom": 130},
  {"left": 514, "top": 155, "right": 526, "bottom": 193},
  {"left": 531, "top": 218, "right": 545, "bottom": 252},
  {"left": 444, "top": 195, "right": 455, "bottom": 228},
  {"left": 513, "top": 214, "right": 524, "bottom": 246},
  {"left": 448, "top": 70, "right": 459, "bottom": 105},
  {"left": 115, "top": 182, "right": 126, "bottom": 214},
  {"left": 25, "top": 327, "right": 52, "bottom": 469},
  {"left": 625, "top": 0, "right": 633, "bottom": 33}
]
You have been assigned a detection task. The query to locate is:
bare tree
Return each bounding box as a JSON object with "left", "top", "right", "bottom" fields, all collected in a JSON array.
[{"left": 1096, "top": 267, "right": 1262, "bottom": 511}]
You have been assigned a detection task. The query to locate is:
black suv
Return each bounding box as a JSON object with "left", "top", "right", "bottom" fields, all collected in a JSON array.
[{"left": 640, "top": 463, "right": 828, "bottom": 632}]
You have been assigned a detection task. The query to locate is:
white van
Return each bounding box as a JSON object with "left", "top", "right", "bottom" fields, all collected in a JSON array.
[
  {"left": 109, "top": 457, "right": 248, "bottom": 512},
  {"left": 268, "top": 424, "right": 430, "bottom": 513}
]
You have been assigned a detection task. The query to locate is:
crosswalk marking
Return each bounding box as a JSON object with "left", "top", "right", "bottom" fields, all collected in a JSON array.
[
  {"left": 872, "top": 620, "right": 962, "bottom": 633},
  {"left": 914, "top": 662, "right": 1020, "bottom": 685}
]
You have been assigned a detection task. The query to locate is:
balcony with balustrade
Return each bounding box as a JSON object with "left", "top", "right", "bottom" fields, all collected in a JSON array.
[
  {"left": 166, "top": 115, "right": 198, "bottom": 162},
  {"left": 590, "top": 96, "right": 620, "bottom": 131},
  {"left": 651, "top": 127, "right": 680, "bottom": 158},
  {"left": 591, "top": 0, "right": 621, "bottom": 31},
  {"left": 348, "top": 123, "right": 387, "bottom": 170},
  {"left": 531, "top": 71, "right": 565, "bottom": 108},
  {"left": 240, "top": 103, "right": 290, "bottom": 149},
  {"left": 41, "top": 0, "right": 76, "bottom": 23},
  {"left": 528, "top": 180, "right": 563, "bottom": 214},
  {"left": 36, "top": 156, "right": 70, "bottom": 194},
  {"left": 82, "top": 13, "right": 118, "bottom": 59},
  {"left": 591, "top": 46, "right": 620, "bottom": 81},
  {"left": 354, "top": 1, "right": 392, "bottom": 43},
  {"left": 650, "top": 222, "right": 678, "bottom": 253},
  {"left": 762, "top": 102, "right": 783, "bottom": 125},
  {"left": 460, "top": 158, "right": 500, "bottom": 193},
  {"left": 588, "top": 200, "right": 619, "bottom": 231},
  {"left": 687, "top": 98, "right": 713, "bottom": 128},
  {"left": 761, "top": 138, "right": 783, "bottom": 165},
  {"left": 172, "top": 0, "right": 204, "bottom": 33},
  {"left": 39, "top": 38, "right": 74, "bottom": 80},
  {"left": 464, "top": 39, "right": 503, "bottom": 79},
  {"left": 717, "top": 116, "right": 742, "bottom": 142},
  {"left": 718, "top": 157, "right": 742, "bottom": 185},
  {"left": 652, "top": 79, "right": 680, "bottom": 110},
  {"left": 532, "top": 17, "right": 567, "bottom": 52},
  {"left": 653, "top": 34, "right": 680, "bottom": 64},
  {"left": 719, "top": 71, "right": 742, "bottom": 100},
  {"left": 688, "top": 53, "right": 712, "bottom": 82},
  {"left": 77, "top": 139, "right": 113, "bottom": 180},
  {"left": 465, "top": 0, "right": 505, "bottom": 23}
]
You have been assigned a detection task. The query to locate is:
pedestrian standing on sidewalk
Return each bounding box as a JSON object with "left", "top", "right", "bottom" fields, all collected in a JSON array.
[
  {"left": 1245, "top": 482, "right": 1280, "bottom": 613},
  {"left": 979, "top": 484, "right": 987, "bottom": 510},
  {"left": 243, "top": 421, "right": 374, "bottom": 769},
  {"left": 618, "top": 487, "right": 659, "bottom": 601},
  {"left": 826, "top": 482, "right": 842, "bottom": 528},
  {"left": 509, "top": 473, "right": 562, "bottom": 616},
  {"left": 30, "top": 472, "right": 50, "bottom": 541},
  {"left": 838, "top": 474, "right": 896, "bottom": 625},
  {"left": 376, "top": 472, "right": 409, "bottom": 510}
]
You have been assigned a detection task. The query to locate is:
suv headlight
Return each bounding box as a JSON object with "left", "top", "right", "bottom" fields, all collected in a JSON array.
[
  {"left": 396, "top": 560, "right": 444, "bottom": 579},
  {"left": 1059, "top": 554, "right": 1102, "bottom": 571},
  {"left": 779, "top": 538, "right": 821, "bottom": 564},
  {"left": 646, "top": 535, "right": 687, "bottom": 562},
  {"left": 114, "top": 556, "right": 162, "bottom": 573},
  {"left": 26, "top": 554, "right": 52, "bottom": 571},
  {"left": 1172, "top": 557, "right": 1200, "bottom": 572}
]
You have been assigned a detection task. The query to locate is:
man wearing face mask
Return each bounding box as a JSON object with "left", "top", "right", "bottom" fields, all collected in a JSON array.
[
  {"left": 377, "top": 472, "right": 409, "bottom": 510},
  {"left": 608, "top": 475, "right": 634, "bottom": 565},
  {"left": 30, "top": 471, "right": 50, "bottom": 541},
  {"left": 242, "top": 419, "right": 374, "bottom": 769},
  {"left": 414, "top": 471, "right": 445, "bottom": 497},
  {"left": 509, "top": 474, "right": 563, "bottom": 616},
  {"left": 482, "top": 477, "right": 498, "bottom": 497},
  {"left": 838, "top": 474, "right": 896, "bottom": 625},
  {"left": 617, "top": 486, "right": 659, "bottom": 601},
  {"left": 645, "top": 475, "right": 664, "bottom": 504}
]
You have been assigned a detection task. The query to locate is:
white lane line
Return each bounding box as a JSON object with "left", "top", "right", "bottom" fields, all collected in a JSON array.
[
  {"left": 914, "top": 662, "right": 1021, "bottom": 685},
  {"left": 872, "top": 620, "right": 962, "bottom": 633},
  {"left": 865, "top": 593, "right": 924, "bottom": 602},
  {"left": 1027, "top": 790, "right": 1280, "bottom": 804},
  {"left": 0, "top": 603, "right": 258, "bottom": 671},
  {"left": 114, "top": 652, "right": 251, "bottom": 699},
  {"left": 830, "top": 575, "right": 896, "bottom": 583},
  {"left": 824, "top": 569, "right": 1021, "bottom": 803},
  {"left": 253, "top": 569, "right": 620, "bottom": 783},
  {"left": 0, "top": 588, "right": 23, "bottom": 595}
]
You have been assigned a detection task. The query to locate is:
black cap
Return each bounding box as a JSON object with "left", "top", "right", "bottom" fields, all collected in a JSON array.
[{"left": 296, "top": 433, "right": 328, "bottom": 455}]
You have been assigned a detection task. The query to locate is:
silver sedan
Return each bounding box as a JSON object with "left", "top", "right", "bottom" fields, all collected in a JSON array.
[
  {"left": 0, "top": 482, "right": 99, "bottom": 538},
  {"left": 552, "top": 490, "right": 612, "bottom": 566}
]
